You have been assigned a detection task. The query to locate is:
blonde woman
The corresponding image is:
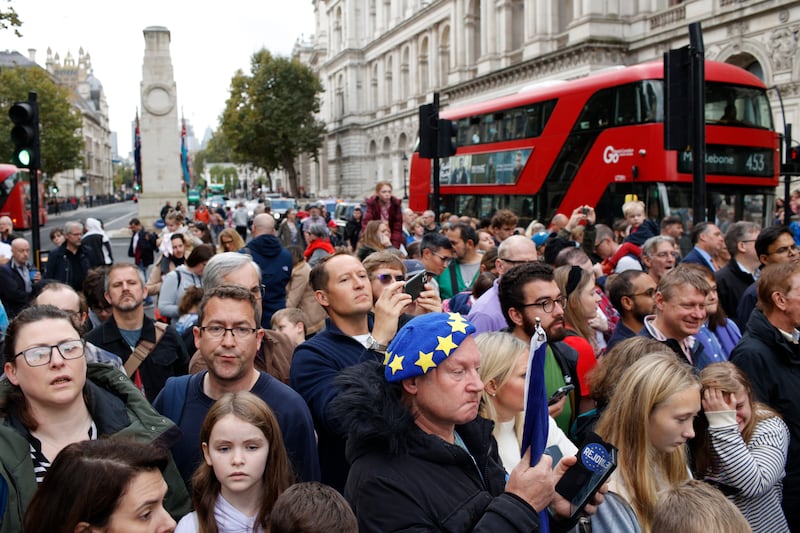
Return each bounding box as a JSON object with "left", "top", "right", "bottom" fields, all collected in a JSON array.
[
  {"left": 592, "top": 353, "right": 702, "bottom": 533},
  {"left": 217, "top": 227, "right": 246, "bottom": 253},
  {"left": 475, "top": 331, "right": 577, "bottom": 473}
]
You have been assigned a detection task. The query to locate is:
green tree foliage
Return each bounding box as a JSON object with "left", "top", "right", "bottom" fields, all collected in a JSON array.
[
  {"left": 0, "top": 66, "right": 83, "bottom": 177},
  {"left": 0, "top": 1, "right": 22, "bottom": 36},
  {"left": 221, "top": 49, "right": 325, "bottom": 197},
  {"left": 192, "top": 128, "right": 233, "bottom": 185}
]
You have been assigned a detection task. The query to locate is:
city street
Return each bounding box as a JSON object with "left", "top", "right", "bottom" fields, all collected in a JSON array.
[{"left": 19, "top": 200, "right": 140, "bottom": 266}]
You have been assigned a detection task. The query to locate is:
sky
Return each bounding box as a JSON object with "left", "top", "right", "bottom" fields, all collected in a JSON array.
[{"left": 0, "top": 0, "right": 316, "bottom": 157}]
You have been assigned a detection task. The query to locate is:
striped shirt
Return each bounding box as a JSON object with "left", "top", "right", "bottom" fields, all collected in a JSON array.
[{"left": 705, "top": 410, "right": 789, "bottom": 532}]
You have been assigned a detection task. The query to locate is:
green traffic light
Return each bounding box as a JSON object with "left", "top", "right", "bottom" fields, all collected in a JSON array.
[{"left": 17, "top": 149, "right": 31, "bottom": 167}]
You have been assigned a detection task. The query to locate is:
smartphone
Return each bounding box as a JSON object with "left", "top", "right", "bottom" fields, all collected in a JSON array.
[
  {"left": 403, "top": 271, "right": 428, "bottom": 300},
  {"left": 581, "top": 207, "right": 590, "bottom": 215},
  {"left": 555, "top": 432, "right": 618, "bottom": 520},
  {"left": 548, "top": 384, "right": 575, "bottom": 406}
]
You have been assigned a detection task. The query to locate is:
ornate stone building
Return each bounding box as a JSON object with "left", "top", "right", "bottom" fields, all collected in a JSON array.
[
  {"left": 296, "top": 0, "right": 800, "bottom": 200},
  {"left": 46, "top": 48, "right": 113, "bottom": 198}
]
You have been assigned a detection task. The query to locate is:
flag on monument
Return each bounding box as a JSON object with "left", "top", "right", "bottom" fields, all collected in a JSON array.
[
  {"left": 134, "top": 111, "right": 142, "bottom": 188},
  {"left": 181, "top": 118, "right": 191, "bottom": 185},
  {"left": 521, "top": 317, "right": 550, "bottom": 532}
]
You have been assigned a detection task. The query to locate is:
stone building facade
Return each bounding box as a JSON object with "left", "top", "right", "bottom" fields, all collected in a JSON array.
[
  {"left": 296, "top": 0, "right": 800, "bottom": 200},
  {"left": 45, "top": 48, "right": 113, "bottom": 198}
]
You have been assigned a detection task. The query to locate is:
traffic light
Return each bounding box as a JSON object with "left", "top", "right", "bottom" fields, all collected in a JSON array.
[
  {"left": 51, "top": 186, "right": 58, "bottom": 194},
  {"left": 8, "top": 94, "right": 39, "bottom": 169},
  {"left": 437, "top": 119, "right": 458, "bottom": 158},
  {"left": 783, "top": 146, "right": 800, "bottom": 175},
  {"left": 418, "top": 103, "right": 438, "bottom": 159}
]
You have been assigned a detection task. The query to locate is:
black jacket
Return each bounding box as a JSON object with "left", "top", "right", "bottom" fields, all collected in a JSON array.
[
  {"left": 715, "top": 261, "right": 754, "bottom": 329},
  {"left": 44, "top": 243, "right": 90, "bottom": 291},
  {"left": 85, "top": 315, "right": 188, "bottom": 402},
  {"left": 0, "top": 264, "right": 32, "bottom": 318},
  {"left": 332, "top": 360, "right": 541, "bottom": 532},
  {"left": 730, "top": 309, "right": 800, "bottom": 527},
  {"left": 128, "top": 229, "right": 156, "bottom": 267}
]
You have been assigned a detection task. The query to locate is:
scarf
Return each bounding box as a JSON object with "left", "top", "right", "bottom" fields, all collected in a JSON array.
[{"left": 304, "top": 237, "right": 335, "bottom": 261}]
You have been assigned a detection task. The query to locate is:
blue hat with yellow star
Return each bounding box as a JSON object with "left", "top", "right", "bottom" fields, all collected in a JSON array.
[{"left": 384, "top": 312, "right": 476, "bottom": 382}]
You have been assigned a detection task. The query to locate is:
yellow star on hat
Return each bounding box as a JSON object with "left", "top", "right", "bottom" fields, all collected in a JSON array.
[
  {"left": 415, "top": 351, "right": 437, "bottom": 373},
  {"left": 388, "top": 354, "right": 405, "bottom": 375},
  {"left": 436, "top": 334, "right": 459, "bottom": 357},
  {"left": 447, "top": 313, "right": 470, "bottom": 334}
]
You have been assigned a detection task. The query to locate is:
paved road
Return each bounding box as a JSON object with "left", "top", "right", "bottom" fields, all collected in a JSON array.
[{"left": 20, "top": 201, "right": 140, "bottom": 267}]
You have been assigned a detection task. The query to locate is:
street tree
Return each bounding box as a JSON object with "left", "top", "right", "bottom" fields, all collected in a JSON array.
[
  {"left": 221, "top": 49, "right": 325, "bottom": 197},
  {"left": 0, "top": 66, "right": 83, "bottom": 176}
]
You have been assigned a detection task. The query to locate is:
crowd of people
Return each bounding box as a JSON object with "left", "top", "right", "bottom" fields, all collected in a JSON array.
[{"left": 1, "top": 188, "right": 799, "bottom": 532}]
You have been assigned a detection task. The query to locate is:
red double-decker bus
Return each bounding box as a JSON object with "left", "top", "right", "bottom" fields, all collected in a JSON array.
[
  {"left": 408, "top": 60, "right": 779, "bottom": 227},
  {"left": 0, "top": 164, "right": 47, "bottom": 230}
]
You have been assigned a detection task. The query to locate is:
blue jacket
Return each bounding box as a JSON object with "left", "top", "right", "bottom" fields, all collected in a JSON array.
[
  {"left": 289, "top": 317, "right": 382, "bottom": 492},
  {"left": 244, "top": 234, "right": 292, "bottom": 328},
  {"left": 681, "top": 247, "right": 716, "bottom": 271}
]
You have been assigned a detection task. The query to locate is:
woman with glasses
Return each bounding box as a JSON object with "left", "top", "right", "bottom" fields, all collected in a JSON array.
[
  {"left": 363, "top": 251, "right": 442, "bottom": 321},
  {"left": 217, "top": 227, "right": 245, "bottom": 254},
  {"left": 0, "top": 305, "right": 190, "bottom": 530}
]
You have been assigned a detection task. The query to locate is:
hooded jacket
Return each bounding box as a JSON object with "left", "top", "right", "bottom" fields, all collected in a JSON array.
[
  {"left": 731, "top": 308, "right": 800, "bottom": 528},
  {"left": 331, "top": 360, "right": 541, "bottom": 532},
  {"left": 0, "top": 363, "right": 191, "bottom": 533},
  {"left": 362, "top": 195, "right": 404, "bottom": 249},
  {"left": 244, "top": 234, "right": 292, "bottom": 328}
]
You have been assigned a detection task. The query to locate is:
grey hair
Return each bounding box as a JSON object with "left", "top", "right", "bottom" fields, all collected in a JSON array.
[
  {"left": 64, "top": 220, "right": 84, "bottom": 234},
  {"left": 641, "top": 235, "right": 675, "bottom": 258},
  {"left": 202, "top": 252, "right": 262, "bottom": 290}
]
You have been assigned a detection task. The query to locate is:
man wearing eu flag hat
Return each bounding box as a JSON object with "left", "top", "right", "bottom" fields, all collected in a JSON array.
[{"left": 332, "top": 312, "right": 601, "bottom": 531}]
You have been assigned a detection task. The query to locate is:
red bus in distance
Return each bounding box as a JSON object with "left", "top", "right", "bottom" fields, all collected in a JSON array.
[
  {"left": 0, "top": 164, "right": 47, "bottom": 230},
  {"left": 408, "top": 60, "right": 779, "bottom": 229}
]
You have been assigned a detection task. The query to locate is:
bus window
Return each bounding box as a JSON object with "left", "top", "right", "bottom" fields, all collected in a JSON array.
[
  {"left": 642, "top": 81, "right": 663, "bottom": 122},
  {"left": 574, "top": 88, "right": 614, "bottom": 131},
  {"left": 614, "top": 84, "right": 639, "bottom": 125},
  {"left": 705, "top": 82, "right": 773, "bottom": 129}
]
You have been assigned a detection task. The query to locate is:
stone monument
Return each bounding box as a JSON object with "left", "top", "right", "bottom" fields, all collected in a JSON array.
[{"left": 138, "top": 26, "right": 181, "bottom": 227}]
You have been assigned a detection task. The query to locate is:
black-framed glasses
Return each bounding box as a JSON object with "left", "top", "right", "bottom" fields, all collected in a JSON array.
[
  {"left": 199, "top": 325, "right": 259, "bottom": 339},
  {"left": 249, "top": 285, "right": 266, "bottom": 298},
  {"left": 432, "top": 252, "right": 453, "bottom": 265},
  {"left": 631, "top": 288, "right": 657, "bottom": 298},
  {"left": 519, "top": 296, "right": 567, "bottom": 313},
  {"left": 500, "top": 257, "right": 529, "bottom": 266},
  {"left": 374, "top": 274, "right": 404, "bottom": 284},
  {"left": 15, "top": 340, "right": 85, "bottom": 367},
  {"left": 768, "top": 244, "right": 800, "bottom": 256}
]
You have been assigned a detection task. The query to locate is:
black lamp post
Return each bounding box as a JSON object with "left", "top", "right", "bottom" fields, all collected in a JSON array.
[{"left": 402, "top": 153, "right": 408, "bottom": 200}]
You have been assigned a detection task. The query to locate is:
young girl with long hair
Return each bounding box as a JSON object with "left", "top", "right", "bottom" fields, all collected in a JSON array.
[
  {"left": 691, "top": 362, "right": 789, "bottom": 532},
  {"left": 592, "top": 353, "right": 701, "bottom": 533},
  {"left": 175, "top": 392, "right": 294, "bottom": 533}
]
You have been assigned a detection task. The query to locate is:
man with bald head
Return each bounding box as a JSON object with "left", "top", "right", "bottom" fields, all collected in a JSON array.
[
  {"left": 467, "top": 234, "right": 538, "bottom": 333},
  {"left": 244, "top": 213, "right": 293, "bottom": 327},
  {"left": 0, "top": 237, "right": 40, "bottom": 317}
]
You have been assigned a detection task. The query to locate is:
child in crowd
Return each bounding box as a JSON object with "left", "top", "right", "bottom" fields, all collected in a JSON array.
[
  {"left": 269, "top": 482, "right": 358, "bottom": 533},
  {"left": 691, "top": 362, "right": 789, "bottom": 532},
  {"left": 271, "top": 307, "right": 308, "bottom": 347},
  {"left": 175, "top": 392, "right": 294, "bottom": 533},
  {"left": 652, "top": 480, "right": 751, "bottom": 533}
]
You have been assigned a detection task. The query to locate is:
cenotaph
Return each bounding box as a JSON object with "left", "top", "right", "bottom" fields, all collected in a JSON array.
[{"left": 137, "top": 26, "right": 182, "bottom": 227}]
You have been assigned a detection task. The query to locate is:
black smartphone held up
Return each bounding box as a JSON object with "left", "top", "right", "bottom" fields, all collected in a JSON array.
[
  {"left": 555, "top": 432, "right": 618, "bottom": 520},
  {"left": 548, "top": 384, "right": 575, "bottom": 406},
  {"left": 403, "top": 271, "right": 428, "bottom": 300}
]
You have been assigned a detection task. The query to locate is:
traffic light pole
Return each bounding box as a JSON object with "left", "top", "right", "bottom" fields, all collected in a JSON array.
[
  {"left": 27, "top": 93, "right": 41, "bottom": 268},
  {"left": 431, "top": 92, "right": 441, "bottom": 222},
  {"left": 688, "top": 23, "right": 706, "bottom": 226}
]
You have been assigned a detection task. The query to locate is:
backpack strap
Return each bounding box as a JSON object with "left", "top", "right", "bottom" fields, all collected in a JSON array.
[
  {"left": 448, "top": 263, "right": 459, "bottom": 296},
  {"left": 124, "top": 322, "right": 168, "bottom": 378},
  {"left": 158, "top": 374, "right": 193, "bottom": 425}
]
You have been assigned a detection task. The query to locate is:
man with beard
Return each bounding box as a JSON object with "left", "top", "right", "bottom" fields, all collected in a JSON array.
[
  {"left": 498, "top": 262, "right": 584, "bottom": 434},
  {"left": 85, "top": 263, "right": 188, "bottom": 402},
  {"left": 153, "top": 285, "right": 319, "bottom": 487},
  {"left": 606, "top": 270, "right": 657, "bottom": 350},
  {"left": 638, "top": 264, "right": 713, "bottom": 370}
]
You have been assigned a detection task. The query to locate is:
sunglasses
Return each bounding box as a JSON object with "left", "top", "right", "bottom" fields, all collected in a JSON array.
[{"left": 374, "top": 274, "right": 405, "bottom": 284}]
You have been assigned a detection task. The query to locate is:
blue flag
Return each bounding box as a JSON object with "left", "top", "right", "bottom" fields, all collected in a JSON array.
[{"left": 521, "top": 318, "right": 550, "bottom": 532}]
